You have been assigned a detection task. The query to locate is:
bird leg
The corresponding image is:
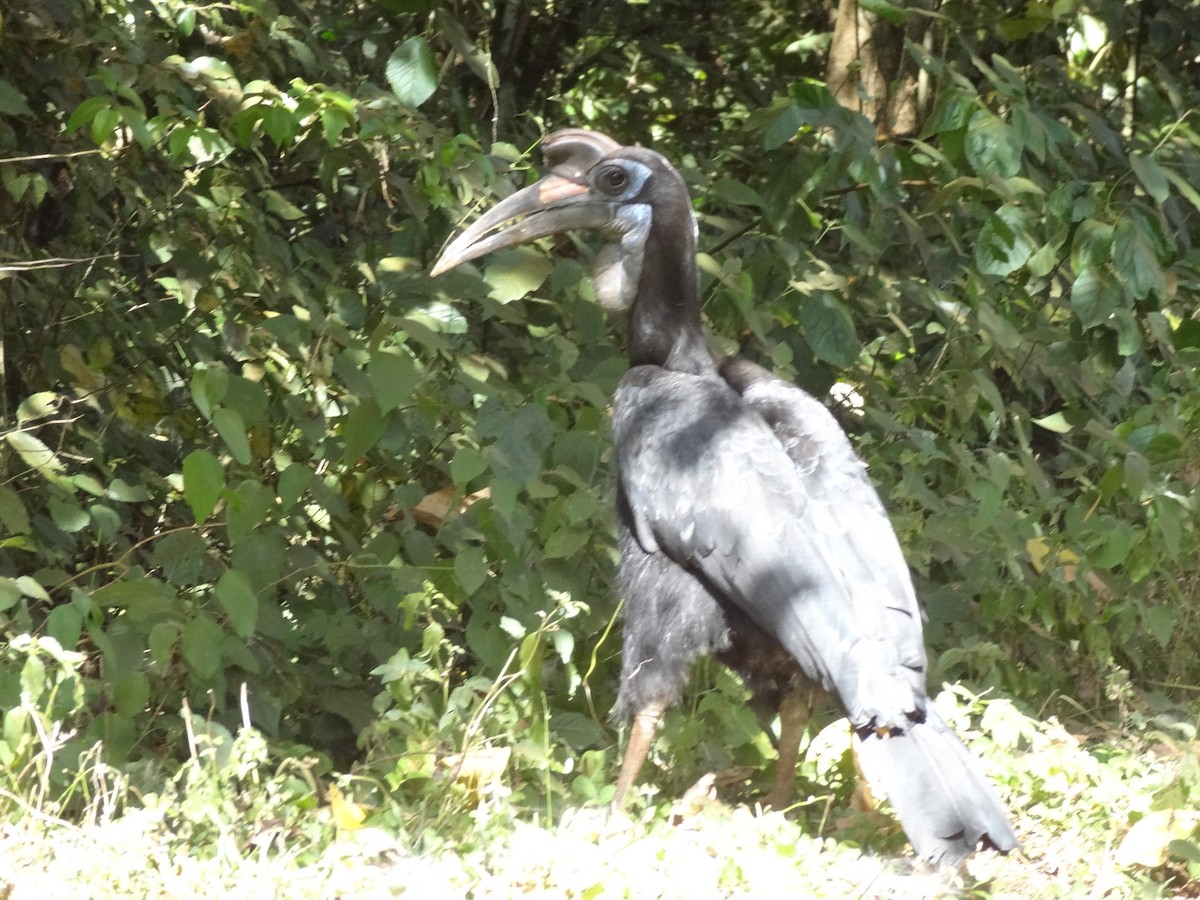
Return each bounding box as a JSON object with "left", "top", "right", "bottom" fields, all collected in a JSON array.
[
  {"left": 612, "top": 697, "right": 669, "bottom": 808},
  {"left": 765, "top": 689, "right": 812, "bottom": 810}
]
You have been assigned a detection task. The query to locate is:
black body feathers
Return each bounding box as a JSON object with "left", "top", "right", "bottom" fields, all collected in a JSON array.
[{"left": 611, "top": 357, "right": 1018, "bottom": 864}]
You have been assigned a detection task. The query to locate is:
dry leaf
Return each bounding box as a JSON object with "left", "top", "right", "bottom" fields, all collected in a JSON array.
[
  {"left": 670, "top": 773, "right": 717, "bottom": 825},
  {"left": 411, "top": 487, "right": 491, "bottom": 527},
  {"left": 439, "top": 745, "right": 511, "bottom": 794}
]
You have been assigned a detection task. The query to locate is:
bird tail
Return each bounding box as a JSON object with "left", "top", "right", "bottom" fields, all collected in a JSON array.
[{"left": 854, "top": 708, "right": 1019, "bottom": 866}]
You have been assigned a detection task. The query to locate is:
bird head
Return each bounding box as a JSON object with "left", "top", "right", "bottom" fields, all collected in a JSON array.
[{"left": 431, "top": 129, "right": 695, "bottom": 313}]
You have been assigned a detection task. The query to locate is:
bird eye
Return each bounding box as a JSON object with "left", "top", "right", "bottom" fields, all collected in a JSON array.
[{"left": 597, "top": 166, "right": 630, "bottom": 195}]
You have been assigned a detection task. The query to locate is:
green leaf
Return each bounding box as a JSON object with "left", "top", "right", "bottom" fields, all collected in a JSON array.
[
  {"left": 154, "top": 531, "right": 208, "bottom": 585},
  {"left": 1140, "top": 604, "right": 1172, "bottom": 647},
  {"left": 1162, "top": 167, "right": 1200, "bottom": 214},
  {"left": 762, "top": 100, "right": 803, "bottom": 150},
  {"left": 1009, "top": 103, "right": 1046, "bottom": 161},
  {"left": 225, "top": 479, "right": 273, "bottom": 541},
  {"left": 1113, "top": 309, "right": 1142, "bottom": 356},
  {"left": 149, "top": 622, "right": 181, "bottom": 666},
  {"left": 439, "top": 13, "right": 499, "bottom": 86},
  {"left": 48, "top": 497, "right": 89, "bottom": 533},
  {"left": 386, "top": 36, "right": 438, "bottom": 108},
  {"left": 857, "top": 0, "right": 907, "bottom": 24},
  {"left": 0, "top": 578, "right": 20, "bottom": 612},
  {"left": 108, "top": 478, "right": 152, "bottom": 502},
  {"left": 340, "top": 398, "right": 385, "bottom": 463},
  {"left": 5, "top": 431, "right": 67, "bottom": 479},
  {"left": 1031, "top": 412, "right": 1072, "bottom": 434},
  {"left": 451, "top": 447, "right": 487, "bottom": 487},
  {"left": 182, "top": 449, "right": 225, "bottom": 524},
  {"left": 0, "top": 486, "right": 30, "bottom": 535},
  {"left": 72, "top": 474, "right": 107, "bottom": 497},
  {"left": 484, "top": 249, "right": 553, "bottom": 303},
  {"left": 46, "top": 605, "right": 83, "bottom": 650},
  {"left": 1129, "top": 153, "right": 1169, "bottom": 205},
  {"left": 0, "top": 78, "right": 33, "bottom": 117},
  {"left": 465, "top": 610, "right": 510, "bottom": 670},
  {"left": 1153, "top": 496, "right": 1183, "bottom": 558},
  {"left": 16, "top": 392, "right": 60, "bottom": 424},
  {"left": 454, "top": 546, "right": 488, "bottom": 595},
  {"left": 1124, "top": 451, "right": 1150, "bottom": 494},
  {"left": 93, "top": 581, "right": 174, "bottom": 619},
  {"left": 177, "top": 7, "right": 196, "bottom": 36},
  {"left": 277, "top": 464, "right": 312, "bottom": 511},
  {"left": 215, "top": 569, "right": 258, "bottom": 638},
  {"left": 20, "top": 655, "right": 46, "bottom": 705},
  {"left": 479, "top": 402, "right": 553, "bottom": 483},
  {"left": 213, "top": 407, "right": 251, "bottom": 465},
  {"left": 1072, "top": 219, "right": 1114, "bottom": 271},
  {"left": 501, "top": 616, "right": 526, "bottom": 639},
  {"left": 112, "top": 672, "right": 150, "bottom": 718},
  {"left": 1092, "top": 526, "right": 1133, "bottom": 568},
  {"left": 320, "top": 106, "right": 353, "bottom": 146},
  {"left": 91, "top": 106, "right": 121, "bottom": 146},
  {"left": 190, "top": 367, "right": 228, "bottom": 420},
  {"left": 708, "top": 178, "right": 764, "bottom": 208},
  {"left": 368, "top": 350, "right": 418, "bottom": 412},
  {"left": 1025, "top": 241, "right": 1058, "bottom": 277},
  {"left": 90, "top": 504, "right": 120, "bottom": 541},
  {"left": 975, "top": 205, "right": 1035, "bottom": 277},
  {"left": 797, "top": 294, "right": 859, "bottom": 367},
  {"left": 551, "top": 627, "right": 575, "bottom": 665},
  {"left": 1113, "top": 218, "right": 1165, "bottom": 299},
  {"left": 66, "top": 97, "right": 110, "bottom": 134},
  {"left": 261, "top": 105, "right": 297, "bottom": 146},
  {"left": 182, "top": 614, "right": 224, "bottom": 680},
  {"left": 977, "top": 301, "right": 1023, "bottom": 350},
  {"left": 221, "top": 377, "right": 269, "bottom": 427},
  {"left": 551, "top": 711, "right": 605, "bottom": 751},
  {"left": 924, "top": 87, "right": 975, "bottom": 137},
  {"left": 543, "top": 527, "right": 589, "bottom": 560},
  {"left": 965, "top": 111, "right": 1022, "bottom": 179},
  {"left": 1070, "top": 267, "right": 1118, "bottom": 330},
  {"left": 1173, "top": 318, "right": 1200, "bottom": 350},
  {"left": 15, "top": 576, "right": 50, "bottom": 602},
  {"left": 1168, "top": 839, "right": 1200, "bottom": 864}
]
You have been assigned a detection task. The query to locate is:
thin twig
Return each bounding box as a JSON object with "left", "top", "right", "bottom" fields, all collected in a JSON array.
[
  {"left": 0, "top": 255, "right": 121, "bottom": 273},
  {"left": 709, "top": 217, "right": 761, "bottom": 255},
  {"left": 51, "top": 523, "right": 223, "bottom": 594},
  {"left": 0, "top": 416, "right": 82, "bottom": 439},
  {"left": 0, "top": 150, "right": 103, "bottom": 165}
]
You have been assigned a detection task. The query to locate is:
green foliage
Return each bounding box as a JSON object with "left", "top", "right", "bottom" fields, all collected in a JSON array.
[
  {"left": 5, "top": 691, "right": 1198, "bottom": 897},
  {"left": 0, "top": 635, "right": 88, "bottom": 812},
  {"left": 0, "top": 0, "right": 1199, "bottom": 888},
  {"left": 0, "top": 0, "right": 625, "bottom": 818},
  {"left": 146, "top": 712, "right": 329, "bottom": 861}
]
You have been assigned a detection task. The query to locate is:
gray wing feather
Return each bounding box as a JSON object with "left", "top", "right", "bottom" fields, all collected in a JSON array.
[{"left": 613, "top": 364, "right": 926, "bottom": 731}]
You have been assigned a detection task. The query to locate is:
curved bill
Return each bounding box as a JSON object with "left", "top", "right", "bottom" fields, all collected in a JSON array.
[
  {"left": 431, "top": 173, "right": 617, "bottom": 277},
  {"left": 432, "top": 129, "right": 627, "bottom": 277}
]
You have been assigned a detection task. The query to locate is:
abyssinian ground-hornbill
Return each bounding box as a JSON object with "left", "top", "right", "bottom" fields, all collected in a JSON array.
[{"left": 432, "top": 129, "right": 1018, "bottom": 864}]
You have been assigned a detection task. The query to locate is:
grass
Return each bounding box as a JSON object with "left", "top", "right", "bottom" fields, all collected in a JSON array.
[{"left": 2, "top": 687, "right": 1199, "bottom": 899}]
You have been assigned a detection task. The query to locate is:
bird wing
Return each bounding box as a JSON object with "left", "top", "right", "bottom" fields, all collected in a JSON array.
[
  {"left": 612, "top": 363, "right": 928, "bottom": 732},
  {"left": 719, "top": 357, "right": 925, "bottom": 626}
]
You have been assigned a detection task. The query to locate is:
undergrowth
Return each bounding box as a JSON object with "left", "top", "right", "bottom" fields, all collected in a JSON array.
[{"left": 3, "top": 636, "right": 1199, "bottom": 898}]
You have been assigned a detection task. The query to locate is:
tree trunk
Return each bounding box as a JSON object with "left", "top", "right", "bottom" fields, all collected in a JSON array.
[{"left": 825, "top": 0, "right": 931, "bottom": 138}]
